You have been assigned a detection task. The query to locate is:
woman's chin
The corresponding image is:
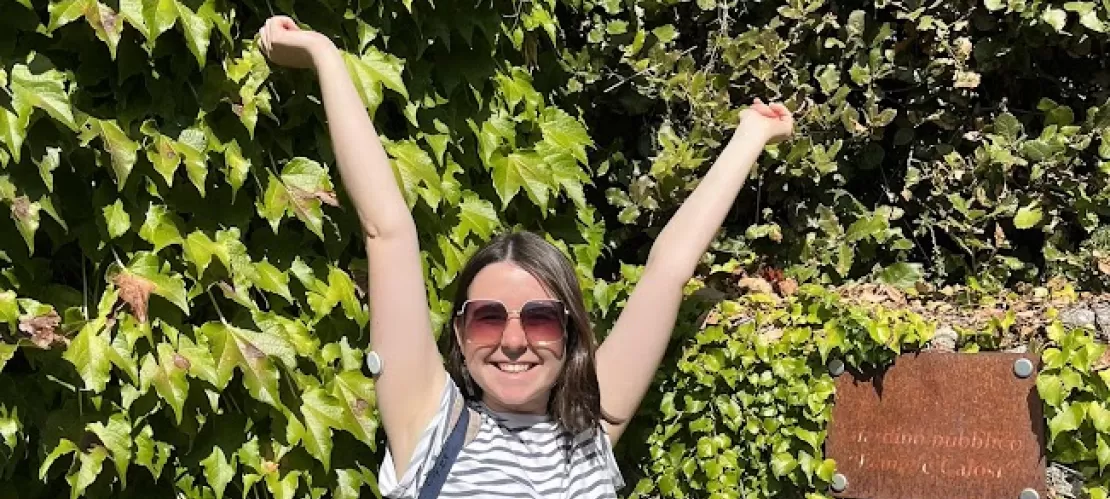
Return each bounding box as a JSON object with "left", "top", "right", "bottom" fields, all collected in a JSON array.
[{"left": 479, "top": 371, "right": 551, "bottom": 413}]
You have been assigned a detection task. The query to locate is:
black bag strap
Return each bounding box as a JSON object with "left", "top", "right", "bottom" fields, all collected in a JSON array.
[{"left": 418, "top": 402, "right": 471, "bottom": 499}]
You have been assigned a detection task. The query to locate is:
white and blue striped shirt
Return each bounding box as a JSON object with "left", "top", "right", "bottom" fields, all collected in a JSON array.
[{"left": 379, "top": 376, "right": 625, "bottom": 498}]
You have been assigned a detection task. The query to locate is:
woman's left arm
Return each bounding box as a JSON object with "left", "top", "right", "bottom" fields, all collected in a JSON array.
[{"left": 596, "top": 100, "right": 794, "bottom": 443}]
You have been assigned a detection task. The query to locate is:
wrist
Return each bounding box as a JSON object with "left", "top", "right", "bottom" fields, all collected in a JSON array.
[
  {"left": 731, "top": 119, "right": 772, "bottom": 146},
  {"left": 308, "top": 35, "right": 339, "bottom": 68}
]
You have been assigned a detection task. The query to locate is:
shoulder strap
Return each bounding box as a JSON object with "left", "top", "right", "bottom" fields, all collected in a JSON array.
[{"left": 418, "top": 397, "right": 473, "bottom": 499}]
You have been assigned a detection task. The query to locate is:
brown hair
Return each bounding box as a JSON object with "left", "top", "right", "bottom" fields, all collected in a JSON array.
[{"left": 441, "top": 231, "right": 621, "bottom": 435}]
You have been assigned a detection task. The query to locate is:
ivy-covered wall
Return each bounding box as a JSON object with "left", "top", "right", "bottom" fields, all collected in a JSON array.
[{"left": 1, "top": 0, "right": 1110, "bottom": 497}]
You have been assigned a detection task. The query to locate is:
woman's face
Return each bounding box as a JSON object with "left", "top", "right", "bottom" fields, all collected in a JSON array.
[{"left": 455, "top": 261, "right": 567, "bottom": 414}]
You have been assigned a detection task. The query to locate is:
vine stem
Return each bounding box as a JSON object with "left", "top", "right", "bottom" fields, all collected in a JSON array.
[{"left": 207, "top": 288, "right": 230, "bottom": 326}]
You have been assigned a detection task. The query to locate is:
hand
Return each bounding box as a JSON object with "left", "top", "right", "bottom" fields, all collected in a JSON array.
[
  {"left": 735, "top": 98, "right": 794, "bottom": 144},
  {"left": 258, "top": 16, "right": 334, "bottom": 69}
]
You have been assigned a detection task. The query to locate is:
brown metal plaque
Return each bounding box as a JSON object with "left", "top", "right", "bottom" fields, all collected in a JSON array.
[{"left": 825, "top": 352, "right": 1046, "bottom": 499}]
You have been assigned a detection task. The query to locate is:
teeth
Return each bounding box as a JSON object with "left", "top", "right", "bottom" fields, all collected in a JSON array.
[{"left": 498, "top": 363, "right": 532, "bottom": 373}]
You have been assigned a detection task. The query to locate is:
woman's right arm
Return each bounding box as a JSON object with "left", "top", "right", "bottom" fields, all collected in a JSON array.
[{"left": 260, "top": 16, "right": 446, "bottom": 476}]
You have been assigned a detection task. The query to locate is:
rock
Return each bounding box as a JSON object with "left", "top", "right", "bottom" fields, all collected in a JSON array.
[
  {"left": 1046, "top": 462, "right": 1084, "bottom": 499},
  {"left": 737, "top": 277, "right": 774, "bottom": 295},
  {"left": 1094, "top": 303, "right": 1110, "bottom": 341},
  {"left": 1059, "top": 307, "right": 1097, "bottom": 329},
  {"left": 776, "top": 278, "right": 798, "bottom": 297},
  {"left": 928, "top": 325, "right": 958, "bottom": 352}
]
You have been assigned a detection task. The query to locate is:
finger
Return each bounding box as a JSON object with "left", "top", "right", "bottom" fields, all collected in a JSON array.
[
  {"left": 275, "top": 15, "right": 298, "bottom": 32},
  {"left": 770, "top": 103, "right": 790, "bottom": 118},
  {"left": 752, "top": 101, "right": 774, "bottom": 117}
]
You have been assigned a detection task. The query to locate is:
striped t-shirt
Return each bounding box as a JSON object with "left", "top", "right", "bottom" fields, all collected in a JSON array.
[{"left": 378, "top": 376, "right": 625, "bottom": 498}]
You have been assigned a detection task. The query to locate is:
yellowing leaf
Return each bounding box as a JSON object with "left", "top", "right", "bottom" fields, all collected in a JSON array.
[
  {"left": 88, "top": 2, "right": 125, "bottom": 59},
  {"left": 10, "top": 196, "right": 40, "bottom": 253}
]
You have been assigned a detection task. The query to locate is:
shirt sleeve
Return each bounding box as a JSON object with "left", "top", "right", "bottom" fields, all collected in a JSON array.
[
  {"left": 377, "top": 375, "right": 462, "bottom": 499},
  {"left": 597, "top": 425, "right": 626, "bottom": 489}
]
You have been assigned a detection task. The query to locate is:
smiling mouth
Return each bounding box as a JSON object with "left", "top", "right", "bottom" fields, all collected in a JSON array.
[{"left": 494, "top": 363, "right": 536, "bottom": 373}]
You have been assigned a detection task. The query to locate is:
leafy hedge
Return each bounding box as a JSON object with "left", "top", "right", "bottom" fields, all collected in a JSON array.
[{"left": 2, "top": 0, "right": 1110, "bottom": 497}]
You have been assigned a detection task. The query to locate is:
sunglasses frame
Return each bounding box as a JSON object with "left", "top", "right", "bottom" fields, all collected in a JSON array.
[{"left": 454, "top": 298, "right": 569, "bottom": 347}]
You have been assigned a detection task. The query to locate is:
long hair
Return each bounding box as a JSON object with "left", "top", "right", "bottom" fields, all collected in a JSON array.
[{"left": 442, "top": 231, "right": 621, "bottom": 435}]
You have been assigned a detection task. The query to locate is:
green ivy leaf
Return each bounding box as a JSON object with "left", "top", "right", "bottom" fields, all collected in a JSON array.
[
  {"left": 386, "top": 141, "right": 441, "bottom": 209},
  {"left": 492, "top": 152, "right": 551, "bottom": 210},
  {"left": 200, "top": 322, "right": 293, "bottom": 409},
  {"left": 1043, "top": 7, "right": 1068, "bottom": 31},
  {"left": 39, "top": 439, "right": 78, "bottom": 480},
  {"left": 1091, "top": 402, "right": 1110, "bottom": 433},
  {"left": 454, "top": 192, "right": 499, "bottom": 241},
  {"left": 62, "top": 320, "right": 112, "bottom": 393},
  {"left": 1014, "top": 202, "right": 1043, "bottom": 229},
  {"left": 34, "top": 147, "right": 61, "bottom": 192},
  {"left": 223, "top": 140, "right": 251, "bottom": 201},
  {"left": 174, "top": 128, "right": 209, "bottom": 196},
  {"left": 301, "top": 388, "right": 345, "bottom": 470},
  {"left": 1049, "top": 402, "right": 1086, "bottom": 445},
  {"left": 87, "top": 413, "right": 132, "bottom": 487},
  {"left": 540, "top": 108, "right": 591, "bottom": 164},
  {"left": 139, "top": 204, "right": 184, "bottom": 253},
  {"left": 771, "top": 452, "right": 798, "bottom": 477},
  {"left": 1038, "top": 374, "right": 1065, "bottom": 408},
  {"left": 90, "top": 119, "right": 139, "bottom": 188},
  {"left": 11, "top": 64, "right": 78, "bottom": 131},
  {"left": 47, "top": 0, "right": 92, "bottom": 31},
  {"left": 878, "top": 262, "right": 923, "bottom": 288},
  {"left": 332, "top": 371, "right": 378, "bottom": 448},
  {"left": 0, "top": 105, "right": 30, "bottom": 164},
  {"left": 140, "top": 344, "right": 189, "bottom": 423},
  {"left": 174, "top": 0, "right": 212, "bottom": 66},
  {"left": 200, "top": 446, "right": 236, "bottom": 499},
  {"left": 253, "top": 259, "right": 294, "bottom": 302},
  {"left": 342, "top": 47, "right": 408, "bottom": 115},
  {"left": 0, "top": 343, "right": 17, "bottom": 373},
  {"left": 68, "top": 445, "right": 109, "bottom": 499}
]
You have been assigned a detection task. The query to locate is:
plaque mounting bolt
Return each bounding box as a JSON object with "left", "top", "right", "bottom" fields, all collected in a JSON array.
[
  {"left": 828, "top": 359, "right": 845, "bottom": 377},
  {"left": 1013, "top": 358, "right": 1034, "bottom": 379},
  {"left": 1019, "top": 488, "right": 1039, "bottom": 499},
  {"left": 830, "top": 473, "right": 848, "bottom": 492}
]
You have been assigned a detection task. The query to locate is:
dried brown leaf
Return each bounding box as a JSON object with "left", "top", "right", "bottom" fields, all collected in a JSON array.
[{"left": 113, "top": 272, "right": 156, "bottom": 323}]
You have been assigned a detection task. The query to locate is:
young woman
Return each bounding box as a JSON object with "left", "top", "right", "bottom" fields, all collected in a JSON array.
[{"left": 258, "top": 15, "right": 793, "bottom": 499}]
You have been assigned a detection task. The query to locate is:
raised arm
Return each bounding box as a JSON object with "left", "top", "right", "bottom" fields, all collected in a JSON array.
[
  {"left": 260, "top": 17, "right": 445, "bottom": 475},
  {"left": 596, "top": 100, "right": 794, "bottom": 443}
]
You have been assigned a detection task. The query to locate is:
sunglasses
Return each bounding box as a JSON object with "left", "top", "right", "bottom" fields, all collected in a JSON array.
[{"left": 455, "top": 299, "right": 568, "bottom": 346}]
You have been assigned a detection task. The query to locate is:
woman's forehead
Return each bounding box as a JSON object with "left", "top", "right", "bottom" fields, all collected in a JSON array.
[{"left": 468, "top": 261, "right": 556, "bottom": 304}]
